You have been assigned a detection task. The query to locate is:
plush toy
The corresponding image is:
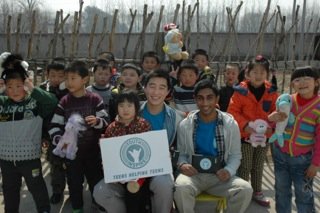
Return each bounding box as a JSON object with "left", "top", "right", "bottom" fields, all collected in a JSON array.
[
  {"left": 0, "top": 52, "right": 11, "bottom": 94},
  {"left": 269, "top": 93, "right": 294, "bottom": 147},
  {"left": 163, "top": 28, "right": 189, "bottom": 61},
  {"left": 52, "top": 113, "right": 87, "bottom": 160},
  {"left": 248, "top": 119, "right": 269, "bottom": 147}
]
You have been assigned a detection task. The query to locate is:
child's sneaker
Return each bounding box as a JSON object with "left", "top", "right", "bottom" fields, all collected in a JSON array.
[
  {"left": 72, "top": 209, "right": 84, "bottom": 213},
  {"left": 252, "top": 191, "right": 270, "bottom": 207}
]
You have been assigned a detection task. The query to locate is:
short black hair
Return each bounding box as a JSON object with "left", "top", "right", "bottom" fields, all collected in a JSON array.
[
  {"left": 247, "top": 55, "right": 270, "bottom": 74},
  {"left": 65, "top": 60, "right": 89, "bottom": 78},
  {"left": 144, "top": 68, "right": 171, "bottom": 89},
  {"left": 1, "top": 53, "right": 23, "bottom": 69},
  {"left": 115, "top": 90, "right": 140, "bottom": 116},
  {"left": 98, "top": 51, "right": 115, "bottom": 62},
  {"left": 1, "top": 61, "right": 28, "bottom": 82},
  {"left": 142, "top": 51, "right": 160, "bottom": 64},
  {"left": 225, "top": 63, "right": 240, "bottom": 72},
  {"left": 93, "top": 59, "right": 111, "bottom": 73},
  {"left": 191, "top": 49, "right": 209, "bottom": 61},
  {"left": 47, "top": 62, "right": 65, "bottom": 73},
  {"left": 177, "top": 59, "right": 199, "bottom": 77},
  {"left": 291, "top": 66, "right": 319, "bottom": 93},
  {"left": 194, "top": 79, "right": 219, "bottom": 97},
  {"left": 121, "top": 63, "right": 141, "bottom": 76}
]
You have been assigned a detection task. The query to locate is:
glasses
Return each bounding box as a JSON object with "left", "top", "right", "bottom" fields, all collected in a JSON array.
[{"left": 292, "top": 76, "right": 314, "bottom": 84}]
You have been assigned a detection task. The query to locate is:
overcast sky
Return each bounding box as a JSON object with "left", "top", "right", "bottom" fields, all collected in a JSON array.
[{"left": 43, "top": 0, "right": 317, "bottom": 13}]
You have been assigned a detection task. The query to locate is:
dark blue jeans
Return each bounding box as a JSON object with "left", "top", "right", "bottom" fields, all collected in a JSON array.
[
  {"left": 272, "top": 145, "right": 315, "bottom": 213},
  {"left": 0, "top": 159, "right": 50, "bottom": 213}
]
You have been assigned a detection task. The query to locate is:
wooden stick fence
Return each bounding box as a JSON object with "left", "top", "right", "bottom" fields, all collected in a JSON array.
[{"left": 1, "top": 1, "right": 320, "bottom": 65}]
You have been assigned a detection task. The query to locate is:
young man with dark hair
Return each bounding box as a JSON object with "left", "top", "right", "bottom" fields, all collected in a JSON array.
[{"left": 174, "top": 79, "right": 253, "bottom": 213}]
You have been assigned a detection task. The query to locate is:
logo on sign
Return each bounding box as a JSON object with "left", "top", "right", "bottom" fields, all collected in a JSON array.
[
  {"left": 120, "top": 137, "right": 151, "bottom": 169},
  {"left": 200, "top": 158, "right": 212, "bottom": 170}
]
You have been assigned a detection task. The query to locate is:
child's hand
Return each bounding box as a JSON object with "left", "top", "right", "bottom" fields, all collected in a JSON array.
[
  {"left": 216, "top": 169, "right": 231, "bottom": 182},
  {"left": 305, "top": 164, "right": 319, "bottom": 178},
  {"left": 268, "top": 111, "right": 287, "bottom": 122},
  {"left": 169, "top": 65, "right": 178, "bottom": 79},
  {"left": 24, "top": 78, "right": 34, "bottom": 92},
  {"left": 85, "top": 115, "right": 98, "bottom": 126},
  {"left": 179, "top": 163, "right": 198, "bottom": 177},
  {"left": 244, "top": 125, "right": 255, "bottom": 134},
  {"left": 266, "top": 127, "right": 273, "bottom": 135}
]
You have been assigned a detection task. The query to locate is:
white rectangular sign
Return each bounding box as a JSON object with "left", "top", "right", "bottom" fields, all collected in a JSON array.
[{"left": 100, "top": 130, "right": 173, "bottom": 183}]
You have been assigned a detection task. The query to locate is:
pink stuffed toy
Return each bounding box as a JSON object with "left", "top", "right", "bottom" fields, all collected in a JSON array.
[
  {"left": 52, "top": 113, "right": 87, "bottom": 160},
  {"left": 247, "top": 119, "right": 269, "bottom": 147}
]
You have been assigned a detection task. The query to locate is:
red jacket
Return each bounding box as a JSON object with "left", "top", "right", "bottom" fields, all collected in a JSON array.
[{"left": 227, "top": 80, "right": 279, "bottom": 139}]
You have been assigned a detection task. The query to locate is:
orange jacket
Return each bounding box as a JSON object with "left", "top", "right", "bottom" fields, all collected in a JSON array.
[{"left": 227, "top": 80, "right": 279, "bottom": 139}]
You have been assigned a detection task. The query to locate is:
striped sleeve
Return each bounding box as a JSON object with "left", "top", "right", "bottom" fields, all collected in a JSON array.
[
  {"left": 94, "top": 99, "right": 109, "bottom": 129},
  {"left": 48, "top": 103, "right": 65, "bottom": 141}
]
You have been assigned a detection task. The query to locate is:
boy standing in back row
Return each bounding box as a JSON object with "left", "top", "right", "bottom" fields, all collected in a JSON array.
[
  {"left": 49, "top": 61, "right": 109, "bottom": 213},
  {"left": 39, "top": 61, "right": 68, "bottom": 204}
]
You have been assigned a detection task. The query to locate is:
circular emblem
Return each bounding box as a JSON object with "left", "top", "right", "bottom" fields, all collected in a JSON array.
[
  {"left": 24, "top": 110, "right": 34, "bottom": 119},
  {"left": 200, "top": 158, "right": 212, "bottom": 170},
  {"left": 120, "top": 137, "right": 151, "bottom": 169}
]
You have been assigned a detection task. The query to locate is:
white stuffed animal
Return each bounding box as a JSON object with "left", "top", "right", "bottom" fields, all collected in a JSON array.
[
  {"left": 0, "top": 52, "right": 11, "bottom": 94},
  {"left": 269, "top": 93, "right": 294, "bottom": 147},
  {"left": 52, "top": 113, "right": 87, "bottom": 160},
  {"left": 248, "top": 119, "right": 269, "bottom": 147}
]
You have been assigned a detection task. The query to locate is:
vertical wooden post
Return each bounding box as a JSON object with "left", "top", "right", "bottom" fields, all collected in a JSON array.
[
  {"left": 6, "top": 15, "right": 12, "bottom": 52},
  {"left": 15, "top": 14, "right": 22, "bottom": 53},
  {"left": 256, "top": 0, "right": 271, "bottom": 55},
  {"left": 153, "top": 5, "right": 164, "bottom": 53},
  {"left": 133, "top": 6, "right": 153, "bottom": 59},
  {"left": 173, "top": 4, "right": 180, "bottom": 24},
  {"left": 208, "top": 15, "right": 217, "bottom": 60},
  {"left": 88, "top": 14, "right": 98, "bottom": 58},
  {"left": 140, "top": 5, "right": 148, "bottom": 58},
  {"left": 60, "top": 10, "right": 67, "bottom": 57},
  {"left": 182, "top": 0, "right": 185, "bottom": 32},
  {"left": 95, "top": 17, "right": 108, "bottom": 55},
  {"left": 75, "top": 0, "right": 84, "bottom": 55},
  {"left": 288, "top": 0, "right": 297, "bottom": 60},
  {"left": 109, "top": 9, "right": 119, "bottom": 52},
  {"left": 196, "top": 0, "right": 200, "bottom": 49},
  {"left": 46, "top": 11, "right": 60, "bottom": 58},
  {"left": 123, "top": 9, "right": 137, "bottom": 61},
  {"left": 299, "top": 0, "right": 307, "bottom": 60},
  {"left": 70, "top": 11, "right": 79, "bottom": 59},
  {"left": 36, "top": 30, "right": 42, "bottom": 58},
  {"left": 27, "top": 11, "right": 36, "bottom": 59}
]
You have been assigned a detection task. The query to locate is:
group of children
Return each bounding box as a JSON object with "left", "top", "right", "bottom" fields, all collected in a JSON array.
[{"left": 0, "top": 49, "right": 319, "bottom": 213}]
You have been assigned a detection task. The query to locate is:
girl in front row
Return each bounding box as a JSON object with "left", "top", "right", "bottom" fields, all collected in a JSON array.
[
  {"left": 94, "top": 90, "right": 152, "bottom": 213},
  {"left": 268, "top": 66, "right": 319, "bottom": 213},
  {"left": 227, "top": 55, "right": 278, "bottom": 207}
]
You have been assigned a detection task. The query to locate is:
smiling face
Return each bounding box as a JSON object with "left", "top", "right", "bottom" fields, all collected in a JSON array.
[
  {"left": 5, "top": 78, "right": 27, "bottom": 102},
  {"left": 291, "top": 76, "right": 319, "bottom": 99},
  {"left": 195, "top": 87, "right": 218, "bottom": 120},
  {"left": 144, "top": 77, "right": 169, "bottom": 108},
  {"left": 247, "top": 65, "right": 268, "bottom": 88}
]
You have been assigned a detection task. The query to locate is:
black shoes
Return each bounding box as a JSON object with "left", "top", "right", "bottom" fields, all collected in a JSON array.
[{"left": 50, "top": 193, "right": 63, "bottom": 204}]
